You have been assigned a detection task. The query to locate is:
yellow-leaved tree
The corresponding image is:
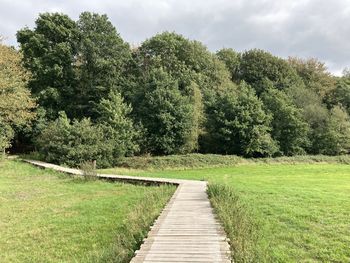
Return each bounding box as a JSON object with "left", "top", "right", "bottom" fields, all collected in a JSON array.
[{"left": 0, "top": 39, "right": 36, "bottom": 154}]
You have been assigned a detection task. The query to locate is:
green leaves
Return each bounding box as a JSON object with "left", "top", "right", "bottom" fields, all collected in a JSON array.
[
  {"left": 261, "top": 85, "right": 309, "bottom": 155},
  {"left": 36, "top": 91, "right": 140, "bottom": 167},
  {"left": 216, "top": 48, "right": 240, "bottom": 82},
  {"left": 312, "top": 106, "right": 350, "bottom": 155},
  {"left": 205, "top": 82, "right": 278, "bottom": 157},
  {"left": 240, "top": 49, "right": 302, "bottom": 94},
  {"left": 17, "top": 12, "right": 131, "bottom": 120},
  {"left": 17, "top": 13, "right": 78, "bottom": 120},
  {"left": 136, "top": 68, "right": 197, "bottom": 154},
  {"left": 97, "top": 91, "right": 139, "bottom": 156},
  {"left": 76, "top": 12, "right": 131, "bottom": 118},
  {"left": 36, "top": 112, "right": 113, "bottom": 168},
  {"left": 13, "top": 12, "right": 350, "bottom": 160}
]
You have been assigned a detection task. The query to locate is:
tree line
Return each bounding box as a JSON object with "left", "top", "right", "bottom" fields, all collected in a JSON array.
[{"left": 1, "top": 12, "right": 350, "bottom": 167}]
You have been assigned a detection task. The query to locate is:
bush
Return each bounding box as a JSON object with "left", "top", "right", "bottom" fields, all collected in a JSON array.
[{"left": 36, "top": 112, "right": 115, "bottom": 168}]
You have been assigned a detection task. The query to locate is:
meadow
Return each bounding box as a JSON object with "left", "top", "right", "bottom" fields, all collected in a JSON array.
[
  {"left": 0, "top": 160, "right": 175, "bottom": 263},
  {"left": 101, "top": 156, "right": 350, "bottom": 262},
  {"left": 3, "top": 7, "right": 350, "bottom": 263}
]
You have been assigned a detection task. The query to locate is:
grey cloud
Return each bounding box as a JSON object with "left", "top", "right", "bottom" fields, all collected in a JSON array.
[{"left": 0, "top": 0, "right": 349, "bottom": 74}]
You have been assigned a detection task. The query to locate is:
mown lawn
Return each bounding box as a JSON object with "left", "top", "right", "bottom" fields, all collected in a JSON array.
[
  {"left": 0, "top": 160, "right": 175, "bottom": 263},
  {"left": 101, "top": 162, "right": 350, "bottom": 262}
]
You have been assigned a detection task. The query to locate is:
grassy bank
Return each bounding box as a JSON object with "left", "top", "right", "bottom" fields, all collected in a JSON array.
[
  {"left": 0, "top": 160, "right": 175, "bottom": 262},
  {"left": 113, "top": 153, "right": 350, "bottom": 170},
  {"left": 101, "top": 158, "right": 350, "bottom": 262}
]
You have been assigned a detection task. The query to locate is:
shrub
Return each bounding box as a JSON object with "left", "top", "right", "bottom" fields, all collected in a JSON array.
[{"left": 36, "top": 112, "right": 115, "bottom": 168}]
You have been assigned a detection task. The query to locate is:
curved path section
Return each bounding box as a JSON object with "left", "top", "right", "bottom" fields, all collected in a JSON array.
[{"left": 25, "top": 160, "right": 231, "bottom": 263}]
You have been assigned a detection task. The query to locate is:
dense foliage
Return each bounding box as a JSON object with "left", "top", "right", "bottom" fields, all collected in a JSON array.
[
  {"left": 0, "top": 41, "right": 36, "bottom": 154},
  {"left": 204, "top": 82, "right": 277, "bottom": 156},
  {"left": 261, "top": 85, "right": 309, "bottom": 155},
  {"left": 36, "top": 112, "right": 113, "bottom": 167},
  {"left": 2, "top": 11, "right": 350, "bottom": 166}
]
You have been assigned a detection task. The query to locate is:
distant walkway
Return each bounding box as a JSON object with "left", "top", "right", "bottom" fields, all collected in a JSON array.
[{"left": 25, "top": 160, "right": 231, "bottom": 263}]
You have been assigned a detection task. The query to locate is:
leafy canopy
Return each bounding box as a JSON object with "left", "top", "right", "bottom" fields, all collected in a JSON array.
[
  {"left": 0, "top": 42, "right": 36, "bottom": 152},
  {"left": 205, "top": 81, "right": 278, "bottom": 157},
  {"left": 240, "top": 49, "right": 302, "bottom": 94}
]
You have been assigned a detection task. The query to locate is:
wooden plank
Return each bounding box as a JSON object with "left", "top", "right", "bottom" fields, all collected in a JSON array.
[{"left": 130, "top": 181, "right": 231, "bottom": 262}]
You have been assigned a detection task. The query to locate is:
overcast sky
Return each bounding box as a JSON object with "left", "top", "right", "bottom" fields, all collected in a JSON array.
[{"left": 1, "top": 0, "right": 349, "bottom": 75}]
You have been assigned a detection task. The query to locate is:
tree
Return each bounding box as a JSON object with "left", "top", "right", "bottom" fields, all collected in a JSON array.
[
  {"left": 96, "top": 91, "right": 139, "bottom": 157},
  {"left": 135, "top": 32, "right": 231, "bottom": 97},
  {"left": 288, "top": 57, "right": 336, "bottom": 98},
  {"left": 327, "top": 77, "right": 350, "bottom": 115},
  {"left": 312, "top": 106, "right": 350, "bottom": 155},
  {"left": 136, "top": 68, "right": 199, "bottom": 154},
  {"left": 286, "top": 85, "right": 328, "bottom": 153},
  {"left": 286, "top": 84, "right": 350, "bottom": 155},
  {"left": 205, "top": 82, "right": 278, "bottom": 156},
  {"left": 17, "top": 12, "right": 131, "bottom": 120},
  {"left": 0, "top": 42, "right": 36, "bottom": 153},
  {"left": 17, "top": 13, "right": 78, "bottom": 120},
  {"left": 261, "top": 85, "right": 309, "bottom": 155},
  {"left": 216, "top": 48, "right": 240, "bottom": 82},
  {"left": 239, "top": 49, "right": 302, "bottom": 95},
  {"left": 133, "top": 32, "right": 230, "bottom": 152},
  {"left": 75, "top": 12, "right": 131, "bottom": 118}
]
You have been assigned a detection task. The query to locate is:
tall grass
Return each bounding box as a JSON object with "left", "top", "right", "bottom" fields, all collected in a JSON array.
[
  {"left": 252, "top": 154, "right": 350, "bottom": 164},
  {"left": 117, "top": 154, "right": 244, "bottom": 170},
  {"left": 21, "top": 152, "right": 350, "bottom": 171},
  {"left": 116, "top": 154, "right": 350, "bottom": 170},
  {"left": 93, "top": 185, "right": 175, "bottom": 263},
  {"left": 208, "top": 183, "right": 270, "bottom": 263},
  {"left": 80, "top": 160, "right": 97, "bottom": 181}
]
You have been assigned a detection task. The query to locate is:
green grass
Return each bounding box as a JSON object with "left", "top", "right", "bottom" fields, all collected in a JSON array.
[
  {"left": 0, "top": 160, "right": 175, "bottom": 262},
  {"left": 112, "top": 153, "right": 350, "bottom": 170},
  {"left": 101, "top": 161, "right": 350, "bottom": 262}
]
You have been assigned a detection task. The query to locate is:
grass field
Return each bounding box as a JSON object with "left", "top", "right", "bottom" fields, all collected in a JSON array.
[
  {"left": 101, "top": 160, "right": 350, "bottom": 262},
  {"left": 0, "top": 160, "right": 175, "bottom": 263}
]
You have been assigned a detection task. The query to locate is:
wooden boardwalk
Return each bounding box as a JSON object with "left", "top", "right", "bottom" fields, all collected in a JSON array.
[{"left": 25, "top": 160, "right": 231, "bottom": 263}]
